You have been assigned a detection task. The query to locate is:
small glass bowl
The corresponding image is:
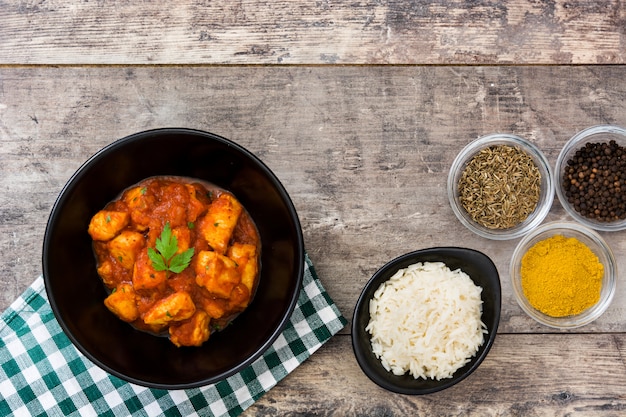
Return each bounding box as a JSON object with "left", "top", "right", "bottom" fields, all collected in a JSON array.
[
  {"left": 448, "top": 133, "right": 555, "bottom": 240},
  {"left": 510, "top": 221, "right": 616, "bottom": 329},
  {"left": 555, "top": 125, "right": 626, "bottom": 232}
]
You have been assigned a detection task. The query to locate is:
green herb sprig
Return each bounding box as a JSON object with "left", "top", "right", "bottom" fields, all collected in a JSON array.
[{"left": 147, "top": 222, "right": 195, "bottom": 274}]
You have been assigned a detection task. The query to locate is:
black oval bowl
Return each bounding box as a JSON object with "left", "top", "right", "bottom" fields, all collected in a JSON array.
[
  {"left": 351, "top": 247, "right": 501, "bottom": 395},
  {"left": 42, "top": 128, "right": 304, "bottom": 389}
]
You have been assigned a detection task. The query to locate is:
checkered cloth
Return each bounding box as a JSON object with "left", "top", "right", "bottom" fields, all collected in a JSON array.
[{"left": 0, "top": 254, "right": 346, "bottom": 417}]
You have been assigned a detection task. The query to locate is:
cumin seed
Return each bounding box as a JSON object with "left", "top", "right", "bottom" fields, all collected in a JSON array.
[{"left": 458, "top": 144, "right": 541, "bottom": 229}]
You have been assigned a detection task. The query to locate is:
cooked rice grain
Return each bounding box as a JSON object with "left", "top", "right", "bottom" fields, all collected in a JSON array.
[{"left": 366, "top": 262, "right": 487, "bottom": 380}]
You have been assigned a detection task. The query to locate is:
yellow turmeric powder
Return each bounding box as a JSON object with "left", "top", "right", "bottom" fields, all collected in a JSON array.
[{"left": 521, "top": 235, "right": 603, "bottom": 317}]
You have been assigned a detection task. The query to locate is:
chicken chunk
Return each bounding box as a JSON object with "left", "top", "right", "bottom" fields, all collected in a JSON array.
[
  {"left": 108, "top": 231, "right": 145, "bottom": 270},
  {"left": 198, "top": 193, "right": 242, "bottom": 254},
  {"left": 185, "top": 184, "right": 207, "bottom": 223},
  {"left": 88, "top": 210, "right": 130, "bottom": 241},
  {"left": 227, "top": 243, "right": 259, "bottom": 294},
  {"left": 198, "top": 297, "right": 227, "bottom": 319},
  {"left": 149, "top": 182, "right": 190, "bottom": 228},
  {"left": 169, "top": 310, "right": 211, "bottom": 347},
  {"left": 195, "top": 250, "right": 241, "bottom": 299},
  {"left": 104, "top": 284, "right": 139, "bottom": 322},
  {"left": 142, "top": 291, "right": 196, "bottom": 326},
  {"left": 123, "top": 185, "right": 153, "bottom": 211},
  {"left": 132, "top": 250, "right": 167, "bottom": 291},
  {"left": 97, "top": 260, "right": 116, "bottom": 287},
  {"left": 123, "top": 186, "right": 156, "bottom": 230},
  {"left": 172, "top": 226, "right": 191, "bottom": 254},
  {"left": 228, "top": 283, "right": 251, "bottom": 310}
]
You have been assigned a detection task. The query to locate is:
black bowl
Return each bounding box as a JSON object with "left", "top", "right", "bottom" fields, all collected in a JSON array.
[
  {"left": 351, "top": 247, "right": 501, "bottom": 395},
  {"left": 42, "top": 128, "right": 304, "bottom": 389}
]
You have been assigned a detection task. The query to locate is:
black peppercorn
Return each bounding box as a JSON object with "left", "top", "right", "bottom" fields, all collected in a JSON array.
[{"left": 563, "top": 140, "right": 626, "bottom": 222}]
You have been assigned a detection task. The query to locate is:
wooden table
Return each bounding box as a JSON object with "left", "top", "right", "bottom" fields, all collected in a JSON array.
[{"left": 2, "top": 1, "right": 626, "bottom": 415}]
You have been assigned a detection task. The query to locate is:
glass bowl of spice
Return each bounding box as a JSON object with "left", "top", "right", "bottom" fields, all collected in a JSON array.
[
  {"left": 510, "top": 221, "right": 616, "bottom": 329},
  {"left": 556, "top": 125, "right": 626, "bottom": 232},
  {"left": 448, "top": 133, "right": 554, "bottom": 240}
]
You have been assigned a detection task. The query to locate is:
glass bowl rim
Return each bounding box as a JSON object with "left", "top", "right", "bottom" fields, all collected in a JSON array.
[
  {"left": 509, "top": 220, "right": 617, "bottom": 329},
  {"left": 447, "top": 133, "right": 555, "bottom": 240},
  {"left": 555, "top": 124, "right": 626, "bottom": 232}
]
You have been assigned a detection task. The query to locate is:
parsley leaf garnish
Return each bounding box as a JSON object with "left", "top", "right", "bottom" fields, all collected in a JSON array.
[
  {"left": 147, "top": 222, "right": 195, "bottom": 274},
  {"left": 168, "top": 248, "right": 195, "bottom": 273}
]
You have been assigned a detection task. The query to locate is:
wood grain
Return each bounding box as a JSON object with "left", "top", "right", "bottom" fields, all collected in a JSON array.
[
  {"left": 243, "top": 334, "right": 626, "bottom": 416},
  {"left": 2, "top": 65, "right": 626, "bottom": 334},
  {"left": 4, "top": 1, "right": 626, "bottom": 414},
  {"left": 0, "top": 0, "right": 624, "bottom": 65}
]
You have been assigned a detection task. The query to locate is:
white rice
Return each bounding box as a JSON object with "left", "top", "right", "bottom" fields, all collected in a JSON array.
[{"left": 366, "top": 261, "right": 487, "bottom": 380}]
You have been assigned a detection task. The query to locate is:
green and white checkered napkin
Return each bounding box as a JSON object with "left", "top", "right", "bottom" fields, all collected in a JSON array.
[{"left": 0, "top": 254, "right": 346, "bottom": 417}]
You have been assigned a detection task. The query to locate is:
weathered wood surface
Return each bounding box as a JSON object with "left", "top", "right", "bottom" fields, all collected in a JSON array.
[
  {"left": 2, "top": 66, "right": 626, "bottom": 414},
  {"left": 3, "top": 65, "right": 626, "bottom": 329},
  {"left": 250, "top": 334, "right": 626, "bottom": 415},
  {"left": 1, "top": 0, "right": 625, "bottom": 65}
]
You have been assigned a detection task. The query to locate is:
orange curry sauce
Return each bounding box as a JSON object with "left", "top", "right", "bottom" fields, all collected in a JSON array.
[{"left": 87, "top": 176, "right": 260, "bottom": 347}]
